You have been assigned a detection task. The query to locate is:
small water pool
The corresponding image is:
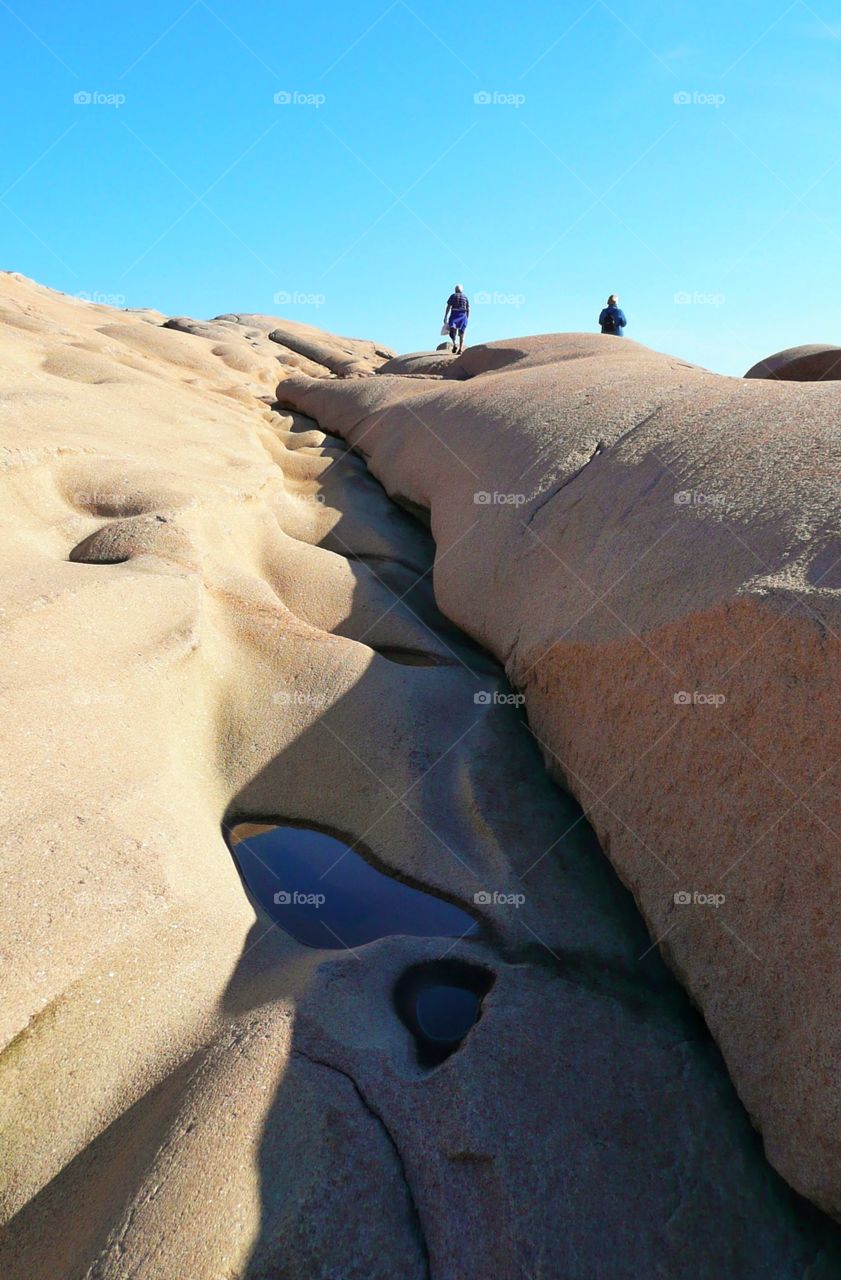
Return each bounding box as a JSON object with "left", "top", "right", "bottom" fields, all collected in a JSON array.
[
  {"left": 223, "top": 821, "right": 480, "bottom": 950},
  {"left": 394, "top": 960, "right": 495, "bottom": 1066}
]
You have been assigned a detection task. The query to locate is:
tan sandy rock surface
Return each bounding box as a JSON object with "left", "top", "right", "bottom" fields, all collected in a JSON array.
[{"left": 1, "top": 278, "right": 840, "bottom": 1278}]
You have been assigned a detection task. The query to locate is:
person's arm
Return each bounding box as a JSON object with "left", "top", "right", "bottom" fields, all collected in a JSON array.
[
  {"left": 465, "top": 298, "right": 470, "bottom": 318},
  {"left": 443, "top": 294, "right": 452, "bottom": 322},
  {"left": 617, "top": 309, "right": 627, "bottom": 328},
  {"left": 599, "top": 308, "right": 607, "bottom": 326}
]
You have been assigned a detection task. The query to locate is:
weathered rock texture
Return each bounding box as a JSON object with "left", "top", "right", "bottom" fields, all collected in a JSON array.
[
  {"left": 163, "top": 310, "right": 394, "bottom": 381},
  {"left": 745, "top": 343, "right": 841, "bottom": 381},
  {"left": 377, "top": 351, "right": 457, "bottom": 377},
  {"left": 1, "top": 279, "right": 840, "bottom": 1279},
  {"left": 280, "top": 332, "right": 841, "bottom": 1220}
]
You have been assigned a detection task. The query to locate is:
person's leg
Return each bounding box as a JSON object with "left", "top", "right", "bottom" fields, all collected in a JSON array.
[{"left": 449, "top": 326, "right": 457, "bottom": 354}]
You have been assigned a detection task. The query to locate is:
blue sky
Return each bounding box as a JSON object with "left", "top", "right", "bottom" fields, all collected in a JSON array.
[{"left": 1, "top": 0, "right": 839, "bottom": 375}]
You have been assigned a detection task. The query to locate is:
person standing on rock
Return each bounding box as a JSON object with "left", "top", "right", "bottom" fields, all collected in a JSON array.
[
  {"left": 444, "top": 285, "right": 470, "bottom": 354},
  {"left": 599, "top": 294, "right": 627, "bottom": 337}
]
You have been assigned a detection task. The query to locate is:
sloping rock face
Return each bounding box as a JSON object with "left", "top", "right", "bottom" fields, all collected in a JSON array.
[
  {"left": 745, "top": 344, "right": 841, "bottom": 380},
  {"left": 164, "top": 310, "right": 394, "bottom": 379},
  {"left": 279, "top": 332, "right": 841, "bottom": 1220},
  {"left": 377, "top": 351, "right": 457, "bottom": 377},
  {"left": 2, "top": 278, "right": 840, "bottom": 1280}
]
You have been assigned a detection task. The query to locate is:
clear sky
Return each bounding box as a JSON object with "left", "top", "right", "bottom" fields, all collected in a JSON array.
[{"left": 1, "top": 0, "right": 838, "bottom": 375}]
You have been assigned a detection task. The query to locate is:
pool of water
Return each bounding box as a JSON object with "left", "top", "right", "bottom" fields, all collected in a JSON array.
[
  {"left": 394, "top": 960, "right": 494, "bottom": 1066},
  {"left": 223, "top": 821, "right": 480, "bottom": 950}
]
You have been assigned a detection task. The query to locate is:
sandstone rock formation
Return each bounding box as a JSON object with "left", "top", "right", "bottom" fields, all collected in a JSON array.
[
  {"left": 279, "top": 332, "right": 841, "bottom": 1221},
  {"left": 2, "top": 277, "right": 840, "bottom": 1278},
  {"left": 377, "top": 351, "right": 457, "bottom": 377},
  {"left": 745, "top": 343, "right": 841, "bottom": 380},
  {"left": 163, "top": 310, "right": 394, "bottom": 381}
]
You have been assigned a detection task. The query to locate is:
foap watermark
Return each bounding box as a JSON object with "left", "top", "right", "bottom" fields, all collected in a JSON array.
[
  {"left": 474, "top": 889, "right": 526, "bottom": 907},
  {"left": 72, "top": 490, "right": 140, "bottom": 512},
  {"left": 474, "top": 491, "right": 527, "bottom": 507},
  {"left": 674, "top": 490, "right": 727, "bottom": 508},
  {"left": 474, "top": 690, "right": 526, "bottom": 707},
  {"left": 74, "top": 291, "right": 127, "bottom": 307},
  {"left": 74, "top": 91, "right": 126, "bottom": 108},
  {"left": 274, "top": 889, "right": 325, "bottom": 906},
  {"left": 73, "top": 688, "right": 126, "bottom": 707},
  {"left": 674, "top": 889, "right": 725, "bottom": 908},
  {"left": 273, "top": 289, "right": 326, "bottom": 308},
  {"left": 474, "top": 90, "right": 526, "bottom": 108},
  {"left": 674, "top": 90, "right": 725, "bottom": 108},
  {"left": 273, "top": 90, "right": 325, "bottom": 107},
  {"left": 674, "top": 291, "right": 726, "bottom": 307},
  {"left": 474, "top": 290, "right": 526, "bottom": 307},
  {"left": 272, "top": 689, "right": 328, "bottom": 707},
  {"left": 674, "top": 690, "right": 726, "bottom": 707}
]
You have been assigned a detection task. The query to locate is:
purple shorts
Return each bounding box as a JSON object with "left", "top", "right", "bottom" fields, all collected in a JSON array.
[{"left": 449, "top": 311, "right": 468, "bottom": 333}]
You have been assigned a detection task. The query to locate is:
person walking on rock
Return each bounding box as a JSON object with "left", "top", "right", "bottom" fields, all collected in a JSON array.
[
  {"left": 599, "top": 294, "right": 627, "bottom": 337},
  {"left": 444, "top": 285, "right": 470, "bottom": 354}
]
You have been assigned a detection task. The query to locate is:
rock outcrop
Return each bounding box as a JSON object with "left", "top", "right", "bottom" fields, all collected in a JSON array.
[
  {"left": 279, "top": 331, "right": 841, "bottom": 1220},
  {"left": 745, "top": 343, "right": 841, "bottom": 380},
  {"left": 377, "top": 351, "right": 457, "bottom": 377},
  {"left": 163, "top": 310, "right": 394, "bottom": 381},
  {"left": 2, "top": 278, "right": 840, "bottom": 1279}
]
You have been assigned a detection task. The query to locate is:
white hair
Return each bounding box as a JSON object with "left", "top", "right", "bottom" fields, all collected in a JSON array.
[{"left": 454, "top": 283, "right": 463, "bottom": 292}]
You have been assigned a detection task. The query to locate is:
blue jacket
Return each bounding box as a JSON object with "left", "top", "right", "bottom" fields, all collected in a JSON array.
[{"left": 599, "top": 304, "right": 627, "bottom": 335}]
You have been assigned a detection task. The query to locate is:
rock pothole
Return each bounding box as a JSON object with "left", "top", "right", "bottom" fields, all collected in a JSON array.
[{"left": 223, "top": 821, "right": 480, "bottom": 950}]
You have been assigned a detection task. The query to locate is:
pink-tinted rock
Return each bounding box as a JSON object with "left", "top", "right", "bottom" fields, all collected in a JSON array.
[
  {"left": 279, "top": 331, "right": 841, "bottom": 1219},
  {"left": 745, "top": 344, "right": 841, "bottom": 380},
  {"left": 378, "top": 351, "right": 456, "bottom": 377}
]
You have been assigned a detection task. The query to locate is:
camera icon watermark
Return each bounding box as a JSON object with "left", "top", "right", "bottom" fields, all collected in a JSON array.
[
  {"left": 674, "top": 291, "right": 726, "bottom": 306},
  {"left": 673, "top": 690, "right": 726, "bottom": 707},
  {"left": 273, "top": 289, "right": 326, "bottom": 308},
  {"left": 273, "top": 889, "right": 326, "bottom": 906},
  {"left": 474, "top": 491, "right": 527, "bottom": 506},
  {"left": 273, "top": 90, "right": 326, "bottom": 107},
  {"left": 673, "top": 490, "right": 727, "bottom": 508},
  {"left": 474, "top": 690, "right": 526, "bottom": 707},
  {"left": 674, "top": 889, "right": 725, "bottom": 908},
  {"left": 474, "top": 889, "right": 526, "bottom": 907},
  {"left": 474, "top": 90, "right": 526, "bottom": 108},
  {"left": 674, "top": 90, "right": 725, "bottom": 108},
  {"left": 474, "top": 290, "right": 526, "bottom": 307},
  {"left": 74, "top": 290, "right": 127, "bottom": 307},
  {"left": 74, "top": 91, "right": 126, "bottom": 108},
  {"left": 72, "top": 489, "right": 134, "bottom": 510},
  {"left": 272, "top": 688, "right": 327, "bottom": 707}
]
